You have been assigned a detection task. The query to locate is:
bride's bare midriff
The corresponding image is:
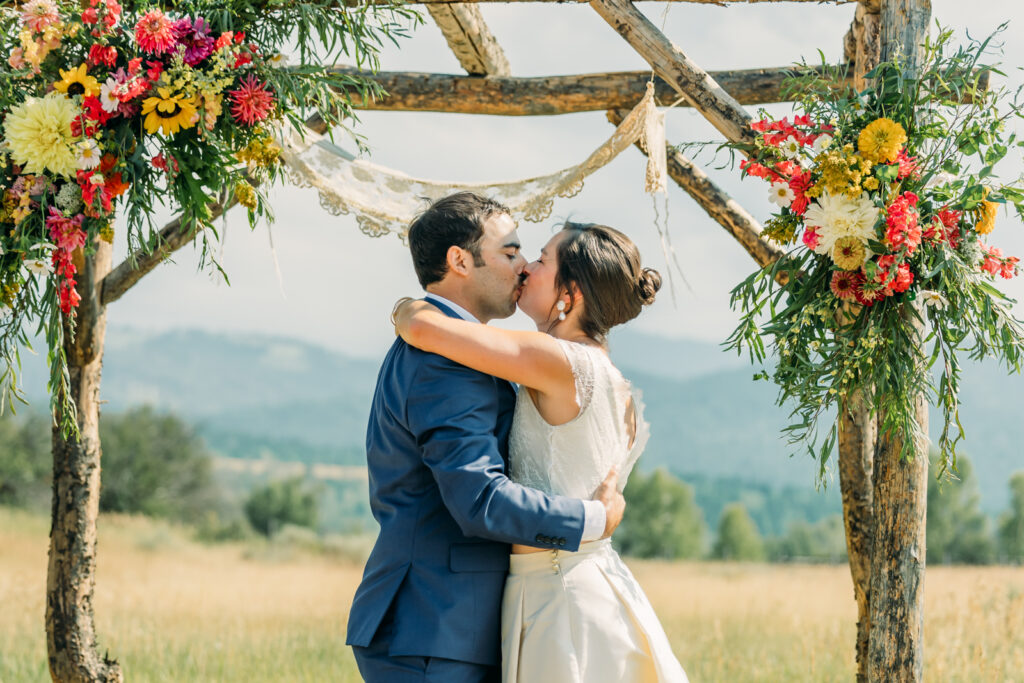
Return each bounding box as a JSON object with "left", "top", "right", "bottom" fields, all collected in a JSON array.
[{"left": 511, "top": 544, "right": 550, "bottom": 554}]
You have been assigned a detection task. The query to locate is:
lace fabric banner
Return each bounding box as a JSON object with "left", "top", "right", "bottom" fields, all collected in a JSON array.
[{"left": 278, "top": 82, "right": 666, "bottom": 240}]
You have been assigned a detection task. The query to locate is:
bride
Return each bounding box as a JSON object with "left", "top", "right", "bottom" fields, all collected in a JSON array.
[{"left": 393, "top": 221, "right": 688, "bottom": 683}]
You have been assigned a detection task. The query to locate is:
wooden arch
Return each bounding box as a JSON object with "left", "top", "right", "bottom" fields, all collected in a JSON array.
[{"left": 51, "top": 1, "right": 942, "bottom": 682}]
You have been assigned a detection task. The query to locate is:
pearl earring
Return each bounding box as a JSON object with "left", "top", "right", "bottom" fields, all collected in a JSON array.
[{"left": 556, "top": 300, "right": 567, "bottom": 321}]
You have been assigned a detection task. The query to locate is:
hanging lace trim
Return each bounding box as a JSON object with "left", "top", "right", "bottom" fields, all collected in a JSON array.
[{"left": 277, "top": 82, "right": 667, "bottom": 239}]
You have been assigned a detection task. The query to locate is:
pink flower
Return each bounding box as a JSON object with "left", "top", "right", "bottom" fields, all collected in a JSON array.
[
  {"left": 896, "top": 149, "right": 919, "bottom": 180},
  {"left": 47, "top": 207, "right": 87, "bottom": 252},
  {"left": 135, "top": 10, "right": 177, "bottom": 55},
  {"left": 802, "top": 227, "right": 821, "bottom": 251},
  {"left": 788, "top": 171, "right": 812, "bottom": 216},
  {"left": 229, "top": 74, "right": 275, "bottom": 125},
  {"left": 20, "top": 0, "right": 61, "bottom": 33},
  {"left": 8, "top": 48, "right": 26, "bottom": 70},
  {"left": 886, "top": 192, "right": 922, "bottom": 254}
]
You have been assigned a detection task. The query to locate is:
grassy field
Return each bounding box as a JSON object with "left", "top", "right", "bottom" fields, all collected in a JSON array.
[{"left": 2, "top": 506, "right": 1022, "bottom": 682}]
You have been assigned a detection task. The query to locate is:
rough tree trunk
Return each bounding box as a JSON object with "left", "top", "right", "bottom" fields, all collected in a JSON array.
[
  {"left": 46, "top": 238, "right": 122, "bottom": 683},
  {"left": 864, "top": 2, "right": 931, "bottom": 681},
  {"left": 838, "top": 5, "right": 882, "bottom": 681},
  {"left": 838, "top": 390, "right": 875, "bottom": 683}
]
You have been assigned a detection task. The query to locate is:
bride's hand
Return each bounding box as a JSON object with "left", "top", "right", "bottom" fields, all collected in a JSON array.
[{"left": 391, "top": 297, "right": 440, "bottom": 344}]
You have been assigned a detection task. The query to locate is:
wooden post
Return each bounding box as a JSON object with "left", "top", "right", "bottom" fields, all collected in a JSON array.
[
  {"left": 838, "top": 389, "right": 875, "bottom": 683},
  {"left": 838, "top": 4, "right": 882, "bottom": 681},
  {"left": 46, "top": 239, "right": 122, "bottom": 683},
  {"left": 867, "top": 5, "right": 931, "bottom": 680}
]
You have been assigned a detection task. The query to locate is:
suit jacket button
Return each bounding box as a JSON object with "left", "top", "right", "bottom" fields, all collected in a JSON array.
[
  {"left": 558, "top": 538, "right": 566, "bottom": 546},
  {"left": 535, "top": 534, "right": 544, "bottom": 543}
]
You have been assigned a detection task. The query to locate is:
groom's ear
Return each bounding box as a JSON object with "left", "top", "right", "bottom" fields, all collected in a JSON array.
[{"left": 446, "top": 245, "right": 472, "bottom": 278}]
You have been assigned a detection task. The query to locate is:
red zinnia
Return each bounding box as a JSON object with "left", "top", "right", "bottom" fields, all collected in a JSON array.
[
  {"left": 830, "top": 270, "right": 862, "bottom": 302},
  {"left": 229, "top": 74, "right": 274, "bottom": 125}
]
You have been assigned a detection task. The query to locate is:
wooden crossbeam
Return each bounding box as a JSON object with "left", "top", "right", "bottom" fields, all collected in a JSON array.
[
  {"left": 334, "top": 66, "right": 837, "bottom": 115},
  {"left": 590, "top": 0, "right": 756, "bottom": 146},
  {"left": 606, "top": 109, "right": 787, "bottom": 279},
  {"left": 427, "top": 4, "right": 510, "bottom": 76}
]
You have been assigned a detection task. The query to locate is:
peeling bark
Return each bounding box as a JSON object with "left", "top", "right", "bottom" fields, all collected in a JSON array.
[{"left": 46, "top": 238, "right": 122, "bottom": 683}]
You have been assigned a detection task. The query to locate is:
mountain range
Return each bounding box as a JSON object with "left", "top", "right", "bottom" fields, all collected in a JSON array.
[{"left": 13, "top": 325, "right": 1024, "bottom": 513}]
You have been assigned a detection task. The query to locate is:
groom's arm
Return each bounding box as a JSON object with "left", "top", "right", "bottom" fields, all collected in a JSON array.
[{"left": 407, "top": 354, "right": 597, "bottom": 551}]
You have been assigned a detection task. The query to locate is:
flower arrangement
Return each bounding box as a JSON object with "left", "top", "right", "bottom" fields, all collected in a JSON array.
[
  {"left": 727, "top": 29, "right": 1024, "bottom": 472},
  {"left": 0, "top": 0, "right": 415, "bottom": 427}
]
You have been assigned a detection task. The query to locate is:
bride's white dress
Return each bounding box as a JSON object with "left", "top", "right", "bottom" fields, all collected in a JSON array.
[{"left": 502, "top": 339, "right": 689, "bottom": 683}]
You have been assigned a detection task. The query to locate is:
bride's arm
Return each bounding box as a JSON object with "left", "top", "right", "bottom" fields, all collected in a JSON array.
[{"left": 393, "top": 299, "right": 572, "bottom": 394}]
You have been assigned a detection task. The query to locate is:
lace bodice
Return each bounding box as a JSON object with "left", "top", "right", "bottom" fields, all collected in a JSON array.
[{"left": 509, "top": 339, "right": 650, "bottom": 500}]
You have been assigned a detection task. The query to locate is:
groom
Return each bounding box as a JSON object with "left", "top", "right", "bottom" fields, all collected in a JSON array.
[{"left": 347, "top": 192, "right": 625, "bottom": 682}]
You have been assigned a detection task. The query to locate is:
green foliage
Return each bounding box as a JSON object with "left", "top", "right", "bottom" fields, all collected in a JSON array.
[
  {"left": 928, "top": 454, "right": 996, "bottom": 564},
  {"left": 726, "top": 27, "right": 1024, "bottom": 478},
  {"left": 616, "top": 469, "right": 706, "bottom": 560},
  {"left": 712, "top": 503, "right": 765, "bottom": 562},
  {"left": 998, "top": 472, "right": 1024, "bottom": 563},
  {"left": 0, "top": 410, "right": 51, "bottom": 508},
  {"left": 768, "top": 515, "right": 847, "bottom": 563},
  {"left": 100, "top": 406, "right": 220, "bottom": 522},
  {"left": 244, "top": 475, "right": 319, "bottom": 537}
]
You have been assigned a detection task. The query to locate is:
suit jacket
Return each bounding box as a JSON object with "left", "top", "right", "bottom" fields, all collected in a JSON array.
[{"left": 346, "top": 300, "right": 587, "bottom": 666}]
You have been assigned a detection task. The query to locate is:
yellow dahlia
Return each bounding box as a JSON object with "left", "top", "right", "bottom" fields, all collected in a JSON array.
[
  {"left": 975, "top": 199, "right": 997, "bottom": 235},
  {"left": 53, "top": 63, "right": 100, "bottom": 98},
  {"left": 857, "top": 117, "right": 907, "bottom": 164},
  {"left": 141, "top": 88, "right": 199, "bottom": 136},
  {"left": 831, "top": 236, "right": 868, "bottom": 270},
  {"left": 3, "top": 93, "right": 78, "bottom": 176}
]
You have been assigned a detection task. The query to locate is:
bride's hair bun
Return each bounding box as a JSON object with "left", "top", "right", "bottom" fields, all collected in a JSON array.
[{"left": 637, "top": 267, "right": 662, "bottom": 306}]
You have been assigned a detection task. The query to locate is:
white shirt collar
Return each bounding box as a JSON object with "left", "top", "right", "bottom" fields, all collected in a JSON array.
[{"left": 424, "top": 293, "right": 481, "bottom": 324}]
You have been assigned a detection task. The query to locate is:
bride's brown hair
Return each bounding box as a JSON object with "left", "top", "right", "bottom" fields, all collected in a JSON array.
[{"left": 553, "top": 222, "right": 661, "bottom": 342}]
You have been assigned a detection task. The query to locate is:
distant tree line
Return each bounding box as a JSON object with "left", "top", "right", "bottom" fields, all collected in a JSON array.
[
  {"left": 3, "top": 409, "right": 1023, "bottom": 563},
  {"left": 616, "top": 462, "right": 1024, "bottom": 564}
]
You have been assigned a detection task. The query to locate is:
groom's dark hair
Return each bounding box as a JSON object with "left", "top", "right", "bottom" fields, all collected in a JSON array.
[{"left": 408, "top": 192, "right": 511, "bottom": 288}]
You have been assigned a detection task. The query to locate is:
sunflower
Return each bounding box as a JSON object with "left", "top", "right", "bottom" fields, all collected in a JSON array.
[
  {"left": 53, "top": 63, "right": 101, "bottom": 99},
  {"left": 141, "top": 88, "right": 199, "bottom": 136},
  {"left": 4, "top": 93, "right": 79, "bottom": 176},
  {"left": 857, "top": 117, "right": 907, "bottom": 164}
]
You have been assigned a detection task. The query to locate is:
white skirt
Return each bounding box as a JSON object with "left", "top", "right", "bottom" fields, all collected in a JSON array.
[{"left": 501, "top": 539, "right": 689, "bottom": 683}]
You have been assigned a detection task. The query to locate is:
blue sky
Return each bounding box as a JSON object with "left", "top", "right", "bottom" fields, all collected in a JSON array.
[{"left": 106, "top": 1, "right": 1024, "bottom": 358}]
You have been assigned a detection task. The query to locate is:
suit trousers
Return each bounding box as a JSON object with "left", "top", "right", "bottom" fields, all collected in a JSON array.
[{"left": 351, "top": 606, "right": 500, "bottom": 683}]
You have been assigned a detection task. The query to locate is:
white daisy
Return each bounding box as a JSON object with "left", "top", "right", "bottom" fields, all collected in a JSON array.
[
  {"left": 803, "top": 191, "right": 879, "bottom": 256},
  {"left": 77, "top": 138, "right": 101, "bottom": 170},
  {"left": 768, "top": 181, "right": 795, "bottom": 208},
  {"left": 920, "top": 290, "right": 949, "bottom": 310},
  {"left": 99, "top": 79, "right": 121, "bottom": 113},
  {"left": 24, "top": 258, "right": 54, "bottom": 276},
  {"left": 267, "top": 53, "right": 289, "bottom": 67},
  {"left": 812, "top": 133, "right": 833, "bottom": 154},
  {"left": 780, "top": 135, "right": 802, "bottom": 159}
]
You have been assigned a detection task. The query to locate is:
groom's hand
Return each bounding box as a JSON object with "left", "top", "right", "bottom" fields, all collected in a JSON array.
[{"left": 593, "top": 467, "right": 625, "bottom": 539}]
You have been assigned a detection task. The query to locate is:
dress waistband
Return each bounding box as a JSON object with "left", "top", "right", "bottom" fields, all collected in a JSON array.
[{"left": 508, "top": 538, "right": 613, "bottom": 575}]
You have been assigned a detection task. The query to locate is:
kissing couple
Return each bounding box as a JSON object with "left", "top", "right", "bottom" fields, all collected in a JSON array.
[{"left": 347, "top": 192, "right": 688, "bottom": 682}]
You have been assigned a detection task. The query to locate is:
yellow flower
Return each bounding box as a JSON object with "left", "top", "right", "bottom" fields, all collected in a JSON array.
[
  {"left": 863, "top": 177, "right": 880, "bottom": 191},
  {"left": 53, "top": 63, "right": 100, "bottom": 99},
  {"left": 141, "top": 88, "right": 199, "bottom": 136},
  {"left": 831, "top": 236, "right": 868, "bottom": 270},
  {"left": 975, "top": 199, "right": 997, "bottom": 235},
  {"left": 857, "top": 118, "right": 907, "bottom": 164},
  {"left": 234, "top": 181, "right": 258, "bottom": 210},
  {"left": 3, "top": 93, "right": 78, "bottom": 176}
]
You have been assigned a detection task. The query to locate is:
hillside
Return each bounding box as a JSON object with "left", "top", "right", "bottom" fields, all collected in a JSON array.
[{"left": 14, "top": 326, "right": 1024, "bottom": 511}]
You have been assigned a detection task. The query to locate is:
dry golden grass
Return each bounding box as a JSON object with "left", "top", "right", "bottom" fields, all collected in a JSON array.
[{"left": 2, "top": 506, "right": 1022, "bottom": 682}]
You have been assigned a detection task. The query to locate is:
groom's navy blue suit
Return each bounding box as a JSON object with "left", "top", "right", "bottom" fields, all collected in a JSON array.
[{"left": 347, "top": 300, "right": 588, "bottom": 682}]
